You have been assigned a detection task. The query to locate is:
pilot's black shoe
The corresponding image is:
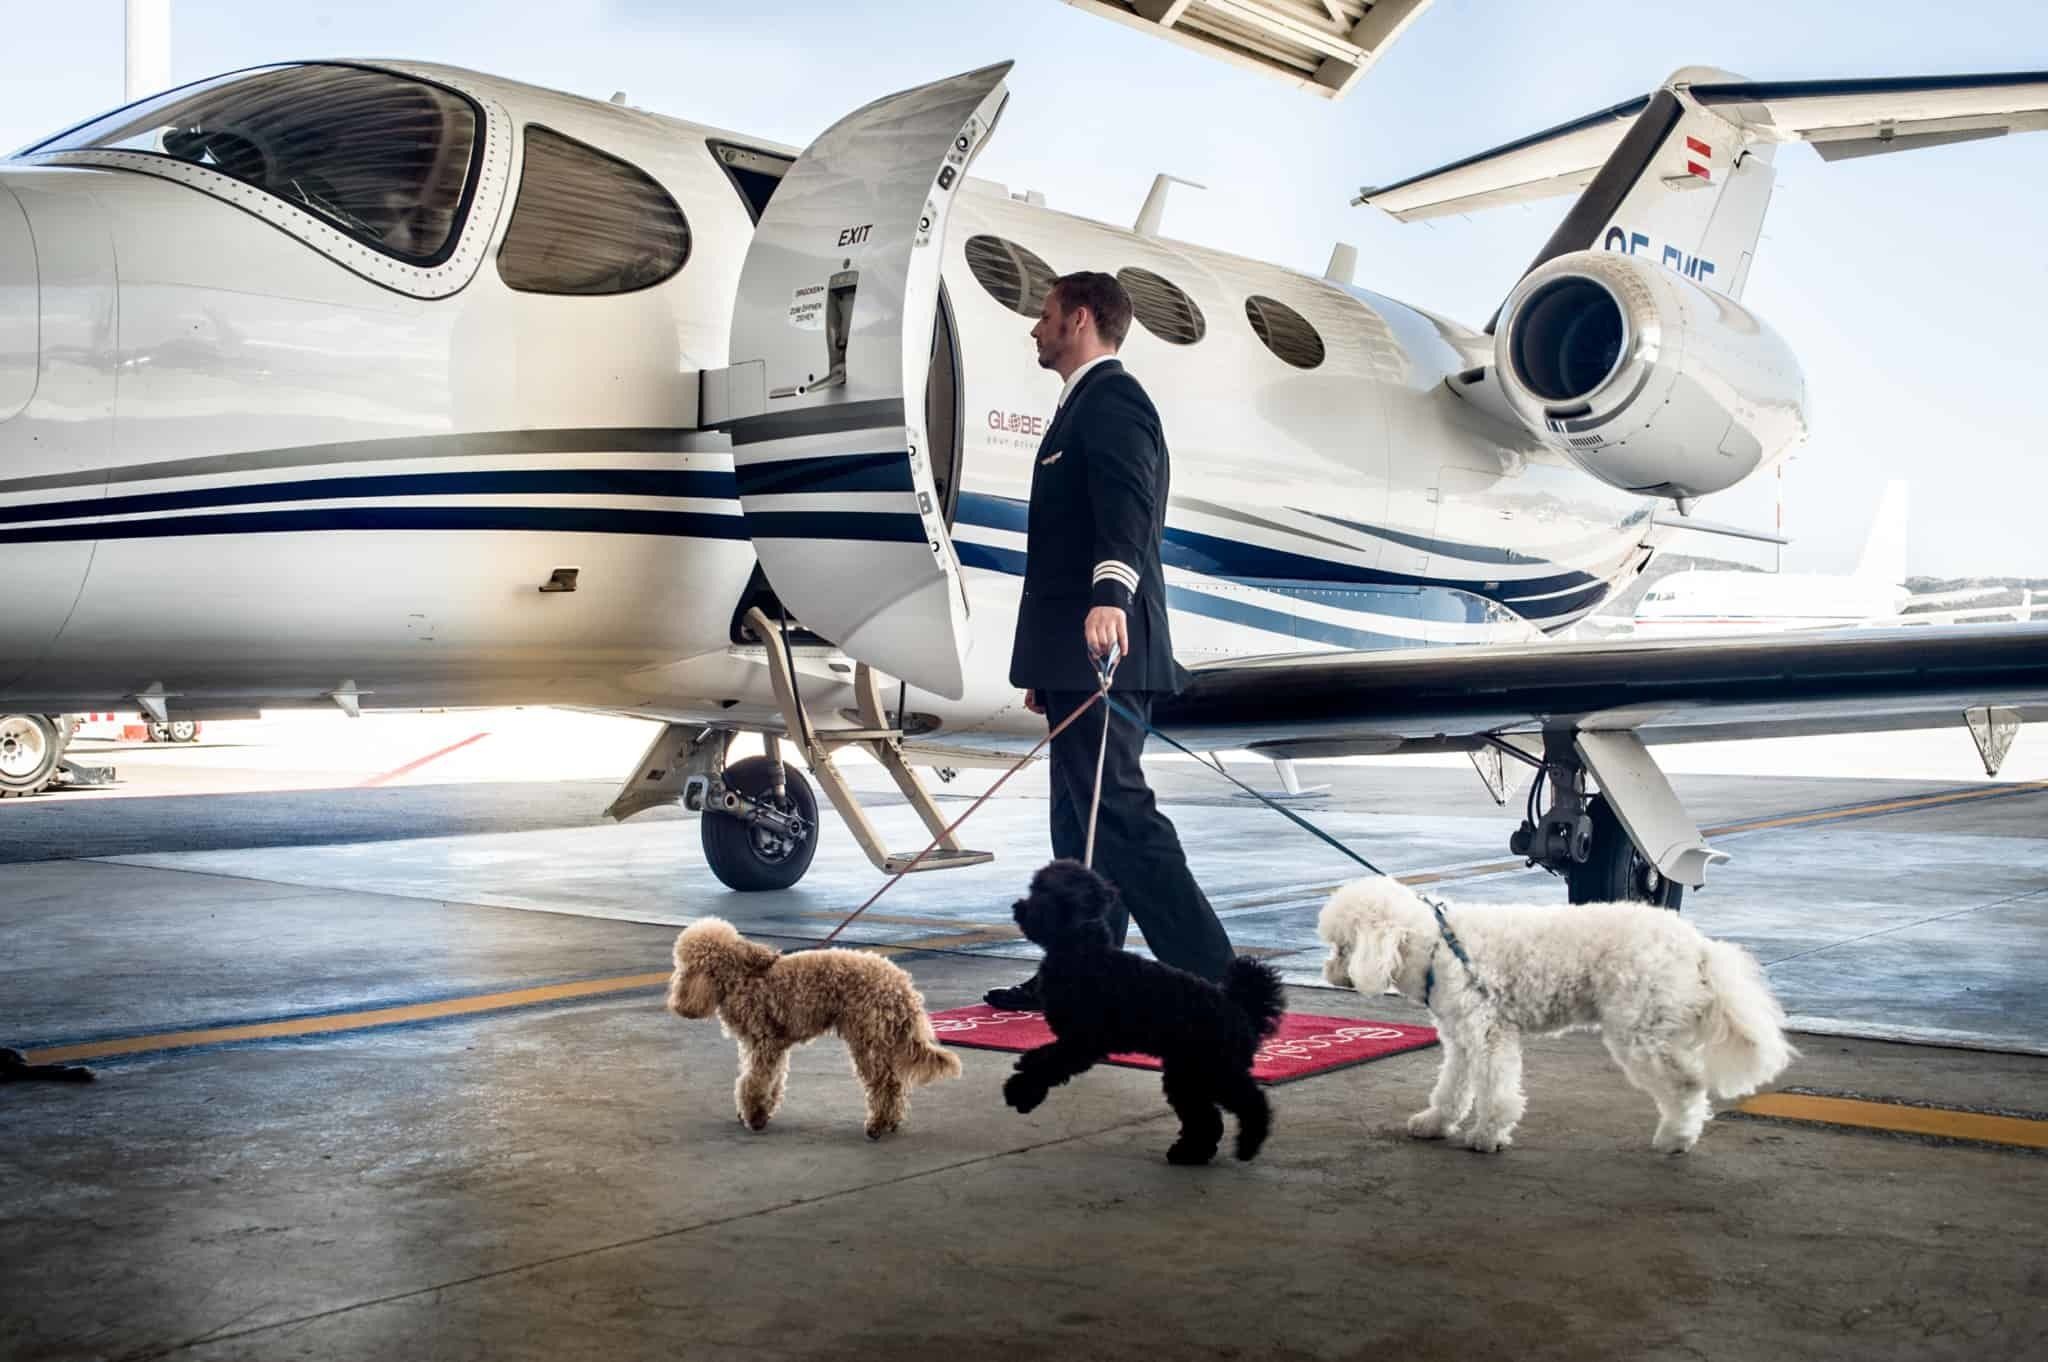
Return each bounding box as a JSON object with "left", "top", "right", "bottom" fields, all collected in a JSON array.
[{"left": 983, "top": 974, "right": 1044, "bottom": 1011}]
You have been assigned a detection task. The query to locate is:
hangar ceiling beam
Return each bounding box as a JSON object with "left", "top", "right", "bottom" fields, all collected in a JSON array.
[{"left": 1060, "top": 0, "right": 1435, "bottom": 101}]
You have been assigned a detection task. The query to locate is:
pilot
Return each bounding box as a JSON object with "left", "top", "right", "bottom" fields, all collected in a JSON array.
[{"left": 984, "top": 271, "right": 1236, "bottom": 1010}]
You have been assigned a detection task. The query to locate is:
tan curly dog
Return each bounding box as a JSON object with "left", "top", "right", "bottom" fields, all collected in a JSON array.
[{"left": 667, "top": 918, "right": 962, "bottom": 1139}]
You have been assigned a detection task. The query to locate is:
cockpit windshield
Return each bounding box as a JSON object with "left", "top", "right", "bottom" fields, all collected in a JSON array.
[{"left": 30, "top": 64, "right": 481, "bottom": 265}]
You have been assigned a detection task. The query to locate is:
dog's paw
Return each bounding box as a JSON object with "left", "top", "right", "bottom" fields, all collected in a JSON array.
[
  {"left": 1651, "top": 1127, "right": 1699, "bottom": 1155},
  {"left": 1406, "top": 1108, "right": 1450, "bottom": 1140},
  {"left": 1233, "top": 1130, "right": 1268, "bottom": 1163},
  {"left": 1002, "top": 1073, "right": 1046, "bottom": 1114},
  {"left": 1166, "top": 1139, "right": 1218, "bottom": 1166},
  {"left": 1458, "top": 1128, "right": 1511, "bottom": 1154}
]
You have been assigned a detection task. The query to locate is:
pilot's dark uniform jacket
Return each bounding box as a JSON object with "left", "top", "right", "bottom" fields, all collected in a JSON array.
[
  {"left": 1009, "top": 358, "right": 1187, "bottom": 696},
  {"left": 1008, "top": 357, "right": 1235, "bottom": 983}
]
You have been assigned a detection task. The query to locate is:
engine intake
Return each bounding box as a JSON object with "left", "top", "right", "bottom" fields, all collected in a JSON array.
[
  {"left": 1508, "top": 276, "right": 1626, "bottom": 403},
  {"left": 1492, "top": 250, "right": 1807, "bottom": 499}
]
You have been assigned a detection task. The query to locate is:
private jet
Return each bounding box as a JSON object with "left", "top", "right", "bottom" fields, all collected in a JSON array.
[{"left": 3, "top": 58, "right": 2046, "bottom": 911}]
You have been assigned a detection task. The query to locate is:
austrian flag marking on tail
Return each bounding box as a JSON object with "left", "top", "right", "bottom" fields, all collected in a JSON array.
[{"left": 1685, "top": 135, "right": 1713, "bottom": 180}]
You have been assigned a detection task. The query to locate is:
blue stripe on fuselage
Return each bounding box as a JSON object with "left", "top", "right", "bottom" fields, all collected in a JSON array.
[
  {"left": 0, "top": 469, "right": 742, "bottom": 526},
  {"left": 952, "top": 492, "right": 1603, "bottom": 615}
]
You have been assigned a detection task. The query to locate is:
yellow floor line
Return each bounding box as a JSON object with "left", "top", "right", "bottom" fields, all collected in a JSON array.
[
  {"left": 868, "top": 927, "right": 1029, "bottom": 955},
  {"left": 1736, "top": 1092, "right": 2048, "bottom": 1150},
  {"left": 1708, "top": 780, "right": 2048, "bottom": 838},
  {"left": 24, "top": 972, "right": 673, "bottom": 1066},
  {"left": 22, "top": 923, "right": 1044, "bottom": 1064}
]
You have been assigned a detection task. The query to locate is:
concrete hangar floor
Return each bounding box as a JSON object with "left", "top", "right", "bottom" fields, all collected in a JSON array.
[{"left": 3, "top": 709, "right": 2045, "bottom": 1361}]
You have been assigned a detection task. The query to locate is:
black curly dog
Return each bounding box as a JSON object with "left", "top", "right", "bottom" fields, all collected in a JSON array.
[{"left": 1002, "top": 860, "right": 1286, "bottom": 1164}]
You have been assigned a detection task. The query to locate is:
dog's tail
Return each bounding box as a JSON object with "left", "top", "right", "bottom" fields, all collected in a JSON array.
[
  {"left": 1225, "top": 956, "right": 1287, "bottom": 1039},
  {"left": 904, "top": 1012, "right": 963, "bottom": 1087},
  {"left": 1699, "top": 939, "right": 1797, "bottom": 1098}
]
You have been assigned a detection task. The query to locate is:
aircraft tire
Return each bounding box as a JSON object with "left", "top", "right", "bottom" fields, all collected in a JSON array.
[
  {"left": 702, "top": 755, "right": 820, "bottom": 892},
  {"left": 0, "top": 714, "right": 65, "bottom": 798},
  {"left": 1567, "top": 794, "right": 1683, "bottom": 910},
  {"left": 169, "top": 720, "right": 200, "bottom": 743}
]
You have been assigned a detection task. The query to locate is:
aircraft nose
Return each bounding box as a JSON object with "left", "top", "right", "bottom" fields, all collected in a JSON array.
[{"left": 0, "top": 183, "right": 38, "bottom": 420}]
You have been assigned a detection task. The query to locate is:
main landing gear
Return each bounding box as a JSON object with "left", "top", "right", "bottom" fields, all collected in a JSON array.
[
  {"left": 1502, "top": 728, "right": 1722, "bottom": 909},
  {"left": 1567, "top": 794, "right": 1680, "bottom": 908}
]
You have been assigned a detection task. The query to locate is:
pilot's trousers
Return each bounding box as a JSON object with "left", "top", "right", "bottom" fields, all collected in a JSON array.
[{"left": 1041, "top": 689, "right": 1236, "bottom": 982}]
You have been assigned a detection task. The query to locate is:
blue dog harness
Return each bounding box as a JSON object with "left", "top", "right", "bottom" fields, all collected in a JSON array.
[{"left": 1421, "top": 895, "right": 1486, "bottom": 1007}]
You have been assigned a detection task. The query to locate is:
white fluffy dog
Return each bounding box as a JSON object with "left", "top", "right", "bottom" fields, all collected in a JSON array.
[{"left": 1317, "top": 876, "right": 1794, "bottom": 1154}]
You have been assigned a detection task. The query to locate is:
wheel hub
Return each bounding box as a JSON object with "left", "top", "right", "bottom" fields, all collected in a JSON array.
[
  {"left": 747, "top": 797, "right": 810, "bottom": 862},
  {"left": 0, "top": 717, "right": 49, "bottom": 779}
]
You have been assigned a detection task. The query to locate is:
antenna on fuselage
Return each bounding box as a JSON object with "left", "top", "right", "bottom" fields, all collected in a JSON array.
[
  {"left": 1134, "top": 173, "right": 1205, "bottom": 237},
  {"left": 124, "top": 0, "right": 170, "bottom": 102},
  {"left": 1324, "top": 243, "right": 1358, "bottom": 285}
]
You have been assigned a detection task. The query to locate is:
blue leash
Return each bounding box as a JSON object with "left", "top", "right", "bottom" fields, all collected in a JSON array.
[{"left": 1097, "top": 688, "right": 1486, "bottom": 1001}]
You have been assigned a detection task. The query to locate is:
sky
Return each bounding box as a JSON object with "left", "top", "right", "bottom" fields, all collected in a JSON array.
[{"left": 2, "top": 0, "right": 2044, "bottom": 577}]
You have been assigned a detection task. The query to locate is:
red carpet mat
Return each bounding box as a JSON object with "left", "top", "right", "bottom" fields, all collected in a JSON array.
[{"left": 929, "top": 1006, "right": 1436, "bottom": 1085}]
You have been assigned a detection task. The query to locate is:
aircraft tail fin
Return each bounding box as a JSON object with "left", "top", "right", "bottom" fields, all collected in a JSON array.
[
  {"left": 1356, "top": 68, "right": 2048, "bottom": 320},
  {"left": 1854, "top": 480, "right": 1909, "bottom": 588}
]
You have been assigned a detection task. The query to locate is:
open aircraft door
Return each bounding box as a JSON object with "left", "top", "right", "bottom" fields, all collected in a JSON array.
[{"left": 712, "top": 63, "right": 1010, "bottom": 702}]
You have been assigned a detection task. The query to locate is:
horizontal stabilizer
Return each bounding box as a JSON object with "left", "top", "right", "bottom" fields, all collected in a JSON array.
[
  {"left": 1694, "top": 71, "right": 2048, "bottom": 157},
  {"left": 1355, "top": 95, "right": 1649, "bottom": 220},
  {"left": 1357, "top": 70, "right": 2048, "bottom": 222}
]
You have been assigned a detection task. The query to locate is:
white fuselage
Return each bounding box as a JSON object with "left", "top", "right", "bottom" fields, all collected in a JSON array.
[{"left": 0, "top": 60, "right": 1660, "bottom": 747}]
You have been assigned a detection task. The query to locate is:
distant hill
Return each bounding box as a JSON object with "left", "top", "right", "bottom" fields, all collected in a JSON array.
[
  {"left": 1901, "top": 578, "right": 2048, "bottom": 616},
  {"left": 1906, "top": 576, "right": 2048, "bottom": 592},
  {"left": 1589, "top": 563, "right": 2046, "bottom": 621}
]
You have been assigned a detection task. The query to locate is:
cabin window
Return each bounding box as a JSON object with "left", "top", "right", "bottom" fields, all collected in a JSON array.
[
  {"left": 35, "top": 64, "right": 481, "bottom": 265},
  {"left": 1118, "top": 266, "right": 1205, "bottom": 345},
  {"left": 964, "top": 234, "right": 1058, "bottom": 317},
  {"left": 497, "top": 127, "right": 690, "bottom": 295},
  {"left": 1244, "top": 295, "right": 1325, "bottom": 369}
]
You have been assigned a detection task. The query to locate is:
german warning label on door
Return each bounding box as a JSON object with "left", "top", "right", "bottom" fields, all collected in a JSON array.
[{"left": 788, "top": 284, "right": 826, "bottom": 331}]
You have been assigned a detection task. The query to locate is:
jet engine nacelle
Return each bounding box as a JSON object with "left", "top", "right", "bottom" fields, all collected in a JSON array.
[{"left": 1492, "top": 250, "right": 1807, "bottom": 499}]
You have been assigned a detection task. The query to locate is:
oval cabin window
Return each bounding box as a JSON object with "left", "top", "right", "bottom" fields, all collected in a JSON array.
[
  {"left": 1244, "top": 295, "right": 1326, "bottom": 369},
  {"left": 497, "top": 126, "right": 690, "bottom": 295},
  {"left": 964, "top": 234, "right": 1058, "bottom": 317},
  {"left": 1117, "top": 266, "right": 1205, "bottom": 345}
]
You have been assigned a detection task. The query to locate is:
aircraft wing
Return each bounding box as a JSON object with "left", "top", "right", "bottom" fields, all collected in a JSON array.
[
  {"left": 1153, "top": 621, "right": 2048, "bottom": 754},
  {"left": 1359, "top": 70, "right": 2048, "bottom": 220}
]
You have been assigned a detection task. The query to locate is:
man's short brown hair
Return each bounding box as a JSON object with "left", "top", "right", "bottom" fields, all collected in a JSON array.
[{"left": 1049, "top": 271, "right": 1133, "bottom": 350}]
